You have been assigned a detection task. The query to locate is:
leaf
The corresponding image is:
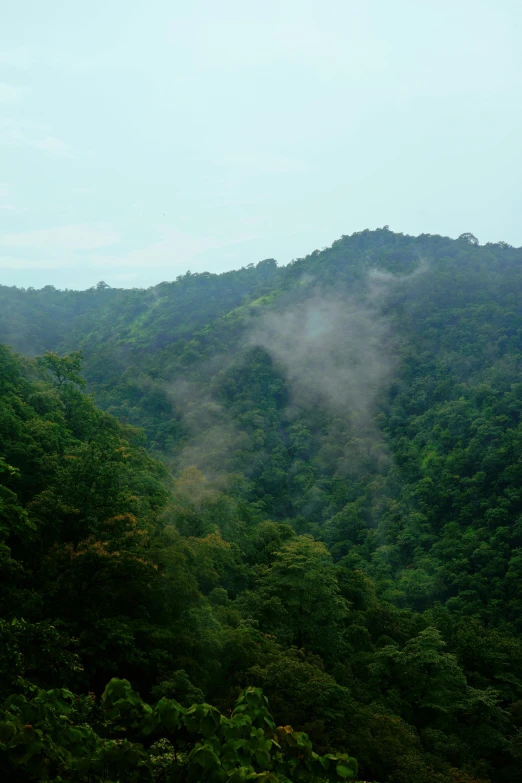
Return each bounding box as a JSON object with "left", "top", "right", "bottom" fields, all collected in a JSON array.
[
  {"left": 192, "top": 742, "right": 222, "bottom": 770},
  {"left": 336, "top": 758, "right": 358, "bottom": 779}
]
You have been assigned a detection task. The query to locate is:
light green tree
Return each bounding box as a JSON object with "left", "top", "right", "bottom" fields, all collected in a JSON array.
[{"left": 245, "top": 536, "right": 348, "bottom": 658}]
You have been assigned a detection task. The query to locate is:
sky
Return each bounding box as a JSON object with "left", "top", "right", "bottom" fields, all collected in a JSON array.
[{"left": 1, "top": 0, "right": 521, "bottom": 290}]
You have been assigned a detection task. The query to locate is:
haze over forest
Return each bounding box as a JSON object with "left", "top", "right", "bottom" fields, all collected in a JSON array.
[{"left": 3, "top": 228, "right": 522, "bottom": 782}]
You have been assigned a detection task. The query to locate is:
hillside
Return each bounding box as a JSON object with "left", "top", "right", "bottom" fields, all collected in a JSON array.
[{"left": 2, "top": 227, "right": 522, "bottom": 782}]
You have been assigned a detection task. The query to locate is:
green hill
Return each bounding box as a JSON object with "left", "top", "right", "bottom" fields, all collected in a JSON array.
[{"left": 2, "top": 227, "right": 522, "bottom": 782}]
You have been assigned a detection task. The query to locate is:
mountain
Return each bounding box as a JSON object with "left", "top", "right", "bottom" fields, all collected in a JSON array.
[{"left": 2, "top": 227, "right": 522, "bottom": 782}]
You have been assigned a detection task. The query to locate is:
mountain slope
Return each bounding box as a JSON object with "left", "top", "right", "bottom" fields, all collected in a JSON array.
[{"left": 3, "top": 227, "right": 522, "bottom": 781}]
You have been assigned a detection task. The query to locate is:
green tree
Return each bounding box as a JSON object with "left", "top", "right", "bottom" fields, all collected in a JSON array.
[
  {"left": 0, "top": 676, "right": 359, "bottom": 782},
  {"left": 244, "top": 537, "right": 348, "bottom": 658},
  {"left": 39, "top": 350, "right": 86, "bottom": 388}
]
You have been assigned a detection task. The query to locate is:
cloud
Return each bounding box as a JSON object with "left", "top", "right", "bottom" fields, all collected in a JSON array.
[
  {"left": 0, "top": 48, "right": 31, "bottom": 69},
  {"left": 93, "top": 229, "right": 228, "bottom": 269},
  {"left": 0, "top": 224, "right": 121, "bottom": 269},
  {"left": 28, "top": 135, "right": 73, "bottom": 158},
  {"left": 0, "top": 224, "right": 256, "bottom": 275},
  {"left": 214, "top": 154, "right": 316, "bottom": 176},
  {"left": 164, "top": 376, "right": 243, "bottom": 475},
  {"left": 165, "top": 11, "right": 380, "bottom": 73},
  {"left": 0, "top": 83, "right": 25, "bottom": 103},
  {"left": 0, "top": 118, "right": 73, "bottom": 158},
  {"left": 1, "top": 224, "right": 120, "bottom": 252},
  {"left": 0, "top": 181, "right": 17, "bottom": 212},
  {"left": 249, "top": 290, "right": 395, "bottom": 422}
]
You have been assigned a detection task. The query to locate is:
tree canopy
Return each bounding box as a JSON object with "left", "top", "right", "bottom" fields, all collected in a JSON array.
[{"left": 2, "top": 228, "right": 522, "bottom": 781}]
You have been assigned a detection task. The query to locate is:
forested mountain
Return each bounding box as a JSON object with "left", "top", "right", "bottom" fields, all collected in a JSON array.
[{"left": 2, "top": 227, "right": 522, "bottom": 782}]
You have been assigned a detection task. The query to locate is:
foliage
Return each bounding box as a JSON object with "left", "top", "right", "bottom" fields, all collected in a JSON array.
[
  {"left": 3, "top": 228, "right": 522, "bottom": 781},
  {"left": 0, "top": 675, "right": 358, "bottom": 782}
]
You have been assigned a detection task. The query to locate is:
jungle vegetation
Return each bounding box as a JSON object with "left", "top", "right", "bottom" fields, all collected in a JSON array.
[{"left": 2, "top": 228, "right": 522, "bottom": 782}]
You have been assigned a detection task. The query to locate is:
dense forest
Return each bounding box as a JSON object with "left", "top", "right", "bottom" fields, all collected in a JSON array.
[{"left": 2, "top": 227, "right": 522, "bottom": 782}]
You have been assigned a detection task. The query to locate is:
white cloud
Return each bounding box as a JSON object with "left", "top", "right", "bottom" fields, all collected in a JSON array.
[
  {"left": 0, "top": 181, "right": 17, "bottom": 212},
  {"left": 0, "top": 118, "right": 73, "bottom": 158},
  {"left": 0, "top": 83, "right": 25, "bottom": 103},
  {"left": 0, "top": 224, "right": 258, "bottom": 274},
  {"left": 1, "top": 224, "right": 120, "bottom": 252},
  {"left": 93, "top": 229, "right": 238, "bottom": 269},
  {"left": 28, "top": 135, "right": 73, "bottom": 158},
  {"left": 0, "top": 255, "right": 45, "bottom": 269},
  {"left": 165, "top": 13, "right": 374, "bottom": 72},
  {"left": 0, "top": 48, "right": 31, "bottom": 69},
  {"left": 214, "top": 155, "right": 316, "bottom": 176}
]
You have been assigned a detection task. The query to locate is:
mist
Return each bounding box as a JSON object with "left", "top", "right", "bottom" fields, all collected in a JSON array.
[{"left": 248, "top": 284, "right": 397, "bottom": 423}]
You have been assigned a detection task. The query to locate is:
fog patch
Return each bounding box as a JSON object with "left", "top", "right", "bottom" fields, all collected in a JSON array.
[
  {"left": 164, "top": 375, "right": 250, "bottom": 480},
  {"left": 248, "top": 292, "right": 394, "bottom": 422}
]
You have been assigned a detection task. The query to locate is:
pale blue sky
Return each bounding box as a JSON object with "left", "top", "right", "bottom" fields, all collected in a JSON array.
[{"left": 1, "top": 0, "right": 521, "bottom": 289}]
